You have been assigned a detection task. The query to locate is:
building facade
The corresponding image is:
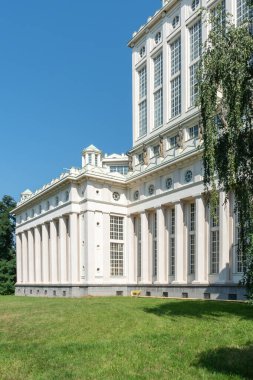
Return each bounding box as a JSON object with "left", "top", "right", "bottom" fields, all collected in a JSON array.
[{"left": 13, "top": 0, "right": 249, "bottom": 300}]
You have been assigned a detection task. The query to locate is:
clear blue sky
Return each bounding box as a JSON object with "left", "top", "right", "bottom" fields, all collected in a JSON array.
[{"left": 0, "top": 0, "right": 161, "bottom": 201}]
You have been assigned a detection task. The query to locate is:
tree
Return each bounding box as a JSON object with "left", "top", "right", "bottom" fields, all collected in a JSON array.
[
  {"left": 0, "top": 195, "right": 16, "bottom": 294},
  {"left": 199, "top": 4, "right": 253, "bottom": 299}
]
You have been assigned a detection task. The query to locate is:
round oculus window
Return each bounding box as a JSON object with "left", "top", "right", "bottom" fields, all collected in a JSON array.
[
  {"left": 166, "top": 177, "right": 173, "bottom": 189},
  {"left": 134, "top": 190, "right": 139, "bottom": 200},
  {"left": 148, "top": 184, "right": 155, "bottom": 195},
  {"left": 113, "top": 192, "right": 120, "bottom": 201},
  {"left": 185, "top": 170, "right": 193, "bottom": 183}
]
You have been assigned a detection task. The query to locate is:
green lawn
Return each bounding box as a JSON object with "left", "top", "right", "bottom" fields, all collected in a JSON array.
[{"left": 0, "top": 296, "right": 252, "bottom": 380}]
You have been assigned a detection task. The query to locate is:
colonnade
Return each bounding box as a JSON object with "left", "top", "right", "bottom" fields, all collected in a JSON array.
[
  {"left": 129, "top": 193, "right": 232, "bottom": 285},
  {"left": 16, "top": 213, "right": 80, "bottom": 285}
]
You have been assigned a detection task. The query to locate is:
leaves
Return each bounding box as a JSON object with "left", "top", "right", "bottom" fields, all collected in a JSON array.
[
  {"left": 0, "top": 195, "right": 16, "bottom": 294},
  {"left": 199, "top": 7, "right": 253, "bottom": 298}
]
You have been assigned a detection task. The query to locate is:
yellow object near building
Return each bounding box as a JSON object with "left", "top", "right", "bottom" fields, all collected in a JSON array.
[{"left": 131, "top": 290, "right": 141, "bottom": 297}]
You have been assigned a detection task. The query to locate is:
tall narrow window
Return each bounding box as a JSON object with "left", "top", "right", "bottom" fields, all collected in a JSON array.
[
  {"left": 153, "top": 53, "right": 163, "bottom": 128},
  {"left": 237, "top": 0, "right": 248, "bottom": 25},
  {"left": 169, "top": 208, "right": 175, "bottom": 276},
  {"left": 139, "top": 66, "right": 147, "bottom": 137},
  {"left": 211, "top": 0, "right": 226, "bottom": 29},
  {"left": 170, "top": 37, "right": 181, "bottom": 117},
  {"left": 234, "top": 211, "right": 243, "bottom": 273},
  {"left": 152, "top": 213, "right": 157, "bottom": 277},
  {"left": 189, "top": 20, "right": 201, "bottom": 107},
  {"left": 189, "top": 203, "right": 195, "bottom": 274},
  {"left": 110, "top": 216, "right": 124, "bottom": 276},
  {"left": 135, "top": 217, "right": 142, "bottom": 279},
  {"left": 210, "top": 205, "right": 219, "bottom": 274}
]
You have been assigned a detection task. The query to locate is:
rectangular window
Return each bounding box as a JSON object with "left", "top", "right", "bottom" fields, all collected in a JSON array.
[
  {"left": 170, "top": 38, "right": 181, "bottom": 118},
  {"left": 138, "top": 152, "right": 144, "bottom": 164},
  {"left": 139, "top": 66, "right": 147, "bottom": 137},
  {"left": 190, "top": 63, "right": 199, "bottom": 107},
  {"left": 169, "top": 135, "right": 177, "bottom": 149},
  {"left": 171, "top": 38, "right": 181, "bottom": 76},
  {"left": 188, "top": 125, "right": 199, "bottom": 139},
  {"left": 189, "top": 203, "right": 195, "bottom": 275},
  {"left": 110, "top": 216, "right": 123, "bottom": 240},
  {"left": 139, "top": 100, "right": 147, "bottom": 137},
  {"left": 189, "top": 20, "right": 201, "bottom": 107},
  {"left": 171, "top": 76, "right": 181, "bottom": 117},
  {"left": 153, "top": 145, "right": 160, "bottom": 157},
  {"left": 110, "top": 216, "right": 124, "bottom": 276},
  {"left": 110, "top": 166, "right": 128, "bottom": 175},
  {"left": 139, "top": 66, "right": 147, "bottom": 99},
  {"left": 169, "top": 208, "right": 175, "bottom": 276},
  {"left": 154, "top": 53, "right": 163, "bottom": 89},
  {"left": 95, "top": 154, "right": 98, "bottom": 166},
  {"left": 190, "top": 20, "right": 202, "bottom": 62},
  {"left": 212, "top": 0, "right": 226, "bottom": 29},
  {"left": 152, "top": 213, "right": 157, "bottom": 277},
  {"left": 88, "top": 153, "right": 92, "bottom": 164},
  {"left": 154, "top": 88, "right": 163, "bottom": 128},
  {"left": 210, "top": 206, "right": 219, "bottom": 274},
  {"left": 154, "top": 53, "right": 163, "bottom": 128},
  {"left": 135, "top": 217, "right": 141, "bottom": 278},
  {"left": 237, "top": 0, "right": 248, "bottom": 25},
  {"left": 234, "top": 211, "right": 243, "bottom": 273},
  {"left": 110, "top": 243, "right": 124, "bottom": 276}
]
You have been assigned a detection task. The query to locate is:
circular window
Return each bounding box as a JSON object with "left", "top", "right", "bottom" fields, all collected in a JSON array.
[
  {"left": 113, "top": 192, "right": 120, "bottom": 201},
  {"left": 140, "top": 45, "right": 146, "bottom": 58},
  {"left": 166, "top": 177, "right": 173, "bottom": 189},
  {"left": 185, "top": 170, "right": 193, "bottom": 183},
  {"left": 155, "top": 31, "right": 162, "bottom": 44},
  {"left": 134, "top": 190, "right": 139, "bottom": 200},
  {"left": 191, "top": 0, "right": 200, "bottom": 11},
  {"left": 148, "top": 184, "right": 155, "bottom": 195},
  {"left": 172, "top": 15, "right": 180, "bottom": 29}
]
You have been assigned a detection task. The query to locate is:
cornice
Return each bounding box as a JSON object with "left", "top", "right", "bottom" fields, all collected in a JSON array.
[{"left": 128, "top": 0, "right": 179, "bottom": 47}]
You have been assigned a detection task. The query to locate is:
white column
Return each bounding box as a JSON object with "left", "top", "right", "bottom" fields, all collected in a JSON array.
[
  {"left": 50, "top": 220, "right": 58, "bottom": 283},
  {"left": 157, "top": 207, "right": 167, "bottom": 283},
  {"left": 127, "top": 215, "right": 136, "bottom": 283},
  {"left": 27, "top": 229, "right": 35, "bottom": 283},
  {"left": 79, "top": 213, "right": 86, "bottom": 283},
  {"left": 34, "top": 226, "right": 41, "bottom": 283},
  {"left": 192, "top": 196, "right": 208, "bottom": 284},
  {"left": 141, "top": 211, "right": 150, "bottom": 283},
  {"left": 16, "top": 234, "right": 22, "bottom": 283},
  {"left": 172, "top": 201, "right": 186, "bottom": 284},
  {"left": 22, "top": 232, "right": 28, "bottom": 283},
  {"left": 219, "top": 192, "right": 230, "bottom": 283},
  {"left": 60, "top": 217, "right": 67, "bottom": 283},
  {"left": 70, "top": 213, "right": 79, "bottom": 284},
  {"left": 42, "top": 224, "right": 49, "bottom": 283}
]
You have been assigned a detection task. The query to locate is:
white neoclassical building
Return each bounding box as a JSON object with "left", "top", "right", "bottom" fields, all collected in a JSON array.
[{"left": 13, "top": 0, "right": 249, "bottom": 300}]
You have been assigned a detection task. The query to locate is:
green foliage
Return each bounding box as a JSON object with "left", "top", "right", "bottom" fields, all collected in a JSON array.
[
  {"left": 199, "top": 7, "right": 253, "bottom": 298},
  {"left": 0, "top": 195, "right": 16, "bottom": 294}
]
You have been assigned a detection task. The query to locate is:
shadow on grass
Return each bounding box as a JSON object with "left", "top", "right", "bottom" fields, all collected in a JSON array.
[
  {"left": 143, "top": 300, "right": 253, "bottom": 320},
  {"left": 195, "top": 342, "right": 253, "bottom": 380}
]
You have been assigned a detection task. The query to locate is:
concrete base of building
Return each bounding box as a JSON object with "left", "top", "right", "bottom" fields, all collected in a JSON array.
[{"left": 15, "top": 283, "right": 247, "bottom": 301}]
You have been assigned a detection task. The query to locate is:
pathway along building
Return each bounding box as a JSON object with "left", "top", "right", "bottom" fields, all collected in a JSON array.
[{"left": 13, "top": 0, "right": 249, "bottom": 300}]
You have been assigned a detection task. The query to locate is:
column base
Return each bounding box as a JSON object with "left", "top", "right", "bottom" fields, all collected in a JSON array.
[
  {"left": 191, "top": 280, "right": 209, "bottom": 285},
  {"left": 171, "top": 280, "right": 187, "bottom": 285}
]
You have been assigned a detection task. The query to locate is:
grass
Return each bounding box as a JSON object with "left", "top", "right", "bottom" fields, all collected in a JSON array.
[{"left": 0, "top": 296, "right": 253, "bottom": 380}]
